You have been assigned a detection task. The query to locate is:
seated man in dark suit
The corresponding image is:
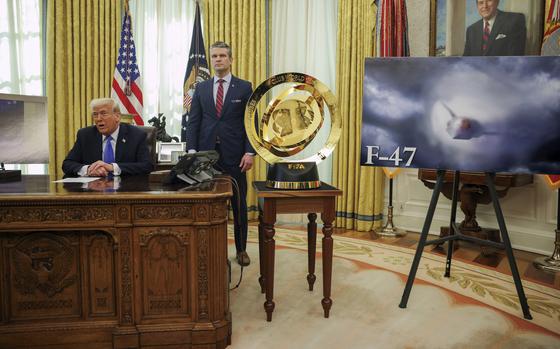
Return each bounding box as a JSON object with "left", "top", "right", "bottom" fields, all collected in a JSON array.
[
  {"left": 62, "top": 98, "right": 153, "bottom": 177},
  {"left": 463, "top": 0, "right": 526, "bottom": 56}
]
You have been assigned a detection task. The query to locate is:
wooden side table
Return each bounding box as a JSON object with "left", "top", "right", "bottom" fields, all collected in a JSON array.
[{"left": 253, "top": 182, "right": 342, "bottom": 322}]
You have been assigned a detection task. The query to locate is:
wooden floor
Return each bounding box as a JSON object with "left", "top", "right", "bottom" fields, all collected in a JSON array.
[{"left": 256, "top": 222, "right": 560, "bottom": 291}]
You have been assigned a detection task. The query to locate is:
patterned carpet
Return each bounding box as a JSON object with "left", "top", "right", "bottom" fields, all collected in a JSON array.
[{"left": 227, "top": 226, "right": 560, "bottom": 348}]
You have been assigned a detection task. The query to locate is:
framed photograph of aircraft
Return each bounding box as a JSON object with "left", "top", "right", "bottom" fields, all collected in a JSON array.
[{"left": 360, "top": 56, "right": 560, "bottom": 174}]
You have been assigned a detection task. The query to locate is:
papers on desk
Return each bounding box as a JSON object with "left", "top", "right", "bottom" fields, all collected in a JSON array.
[{"left": 53, "top": 177, "right": 101, "bottom": 183}]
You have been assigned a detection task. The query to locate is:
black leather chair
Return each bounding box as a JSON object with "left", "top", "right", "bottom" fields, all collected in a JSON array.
[{"left": 137, "top": 125, "right": 158, "bottom": 165}]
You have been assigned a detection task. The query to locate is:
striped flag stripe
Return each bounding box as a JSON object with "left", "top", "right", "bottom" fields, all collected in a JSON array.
[
  {"left": 130, "top": 80, "right": 143, "bottom": 105},
  {"left": 111, "top": 78, "right": 143, "bottom": 125},
  {"left": 112, "top": 72, "right": 143, "bottom": 112}
]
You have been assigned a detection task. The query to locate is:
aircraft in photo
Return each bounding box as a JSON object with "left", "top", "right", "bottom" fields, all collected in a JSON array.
[{"left": 442, "top": 102, "right": 497, "bottom": 140}]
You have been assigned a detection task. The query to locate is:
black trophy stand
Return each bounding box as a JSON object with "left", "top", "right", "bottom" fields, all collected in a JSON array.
[{"left": 398, "top": 170, "right": 532, "bottom": 320}]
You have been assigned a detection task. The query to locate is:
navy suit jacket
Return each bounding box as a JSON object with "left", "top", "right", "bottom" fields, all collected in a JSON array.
[
  {"left": 464, "top": 10, "right": 526, "bottom": 56},
  {"left": 62, "top": 123, "right": 153, "bottom": 176},
  {"left": 186, "top": 75, "right": 255, "bottom": 166}
]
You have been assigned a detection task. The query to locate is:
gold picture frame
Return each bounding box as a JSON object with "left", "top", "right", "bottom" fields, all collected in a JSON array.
[{"left": 429, "top": 0, "right": 545, "bottom": 57}]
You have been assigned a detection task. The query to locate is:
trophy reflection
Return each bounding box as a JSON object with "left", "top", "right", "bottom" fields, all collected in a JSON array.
[{"left": 245, "top": 73, "right": 341, "bottom": 189}]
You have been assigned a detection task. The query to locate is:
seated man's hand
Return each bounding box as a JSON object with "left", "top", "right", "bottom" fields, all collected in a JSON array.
[{"left": 87, "top": 161, "right": 114, "bottom": 177}]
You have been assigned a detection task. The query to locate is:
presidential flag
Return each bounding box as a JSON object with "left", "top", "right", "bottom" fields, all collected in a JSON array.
[
  {"left": 181, "top": 1, "right": 210, "bottom": 142},
  {"left": 542, "top": 0, "right": 560, "bottom": 188},
  {"left": 376, "top": 0, "right": 410, "bottom": 178},
  {"left": 111, "top": 9, "right": 144, "bottom": 125}
]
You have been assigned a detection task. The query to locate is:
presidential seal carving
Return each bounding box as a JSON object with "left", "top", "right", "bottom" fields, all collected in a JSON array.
[{"left": 13, "top": 234, "right": 77, "bottom": 297}]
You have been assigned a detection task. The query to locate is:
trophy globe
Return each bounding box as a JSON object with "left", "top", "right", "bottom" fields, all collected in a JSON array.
[{"left": 245, "top": 73, "right": 342, "bottom": 189}]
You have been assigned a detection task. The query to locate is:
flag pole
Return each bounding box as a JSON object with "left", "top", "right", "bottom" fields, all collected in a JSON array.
[
  {"left": 533, "top": 188, "right": 560, "bottom": 273},
  {"left": 124, "top": 1, "right": 131, "bottom": 96}
]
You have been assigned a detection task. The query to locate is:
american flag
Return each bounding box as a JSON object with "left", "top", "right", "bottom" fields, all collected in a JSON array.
[
  {"left": 181, "top": 1, "right": 210, "bottom": 142},
  {"left": 111, "top": 10, "right": 144, "bottom": 125}
]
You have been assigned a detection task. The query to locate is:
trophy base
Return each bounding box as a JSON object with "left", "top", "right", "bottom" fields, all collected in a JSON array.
[{"left": 266, "top": 162, "right": 321, "bottom": 190}]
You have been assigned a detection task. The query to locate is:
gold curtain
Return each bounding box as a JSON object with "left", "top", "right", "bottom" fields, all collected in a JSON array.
[
  {"left": 47, "top": 0, "right": 121, "bottom": 179},
  {"left": 333, "top": 0, "right": 384, "bottom": 231},
  {"left": 202, "top": 0, "right": 268, "bottom": 219}
]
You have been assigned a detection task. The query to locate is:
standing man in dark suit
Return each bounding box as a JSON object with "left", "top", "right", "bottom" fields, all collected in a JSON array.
[
  {"left": 463, "top": 0, "right": 526, "bottom": 56},
  {"left": 62, "top": 98, "right": 153, "bottom": 177},
  {"left": 186, "top": 41, "right": 255, "bottom": 267}
]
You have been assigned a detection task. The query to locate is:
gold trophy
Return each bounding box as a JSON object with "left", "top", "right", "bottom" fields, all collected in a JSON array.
[{"left": 245, "top": 73, "right": 341, "bottom": 189}]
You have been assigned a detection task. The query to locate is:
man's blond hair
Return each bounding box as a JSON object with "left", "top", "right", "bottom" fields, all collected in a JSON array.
[{"left": 90, "top": 98, "right": 120, "bottom": 113}]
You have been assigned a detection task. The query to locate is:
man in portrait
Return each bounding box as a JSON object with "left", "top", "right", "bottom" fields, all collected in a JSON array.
[{"left": 463, "top": 0, "right": 526, "bottom": 56}]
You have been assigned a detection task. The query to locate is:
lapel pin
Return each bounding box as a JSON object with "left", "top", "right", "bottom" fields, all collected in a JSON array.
[{"left": 122, "top": 138, "right": 126, "bottom": 143}]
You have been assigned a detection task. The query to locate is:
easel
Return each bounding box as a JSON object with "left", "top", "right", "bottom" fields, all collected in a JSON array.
[{"left": 398, "top": 169, "right": 532, "bottom": 320}]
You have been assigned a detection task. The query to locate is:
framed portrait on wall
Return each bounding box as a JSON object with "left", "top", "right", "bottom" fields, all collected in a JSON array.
[{"left": 430, "top": 0, "right": 545, "bottom": 56}]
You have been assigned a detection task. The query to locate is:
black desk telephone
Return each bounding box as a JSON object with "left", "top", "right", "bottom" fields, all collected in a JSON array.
[{"left": 166, "top": 150, "right": 221, "bottom": 185}]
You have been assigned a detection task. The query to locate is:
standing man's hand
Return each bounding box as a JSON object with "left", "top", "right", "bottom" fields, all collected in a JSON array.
[{"left": 239, "top": 153, "right": 254, "bottom": 172}]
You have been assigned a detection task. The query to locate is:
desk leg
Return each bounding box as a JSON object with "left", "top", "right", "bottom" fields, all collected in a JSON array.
[
  {"left": 307, "top": 213, "right": 317, "bottom": 291},
  {"left": 262, "top": 200, "right": 276, "bottom": 321},
  {"left": 258, "top": 210, "right": 265, "bottom": 294},
  {"left": 321, "top": 199, "right": 335, "bottom": 318}
]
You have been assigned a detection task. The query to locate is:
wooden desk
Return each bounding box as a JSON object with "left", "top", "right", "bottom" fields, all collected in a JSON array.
[
  {"left": 253, "top": 182, "right": 342, "bottom": 322},
  {"left": 0, "top": 175, "right": 232, "bottom": 349}
]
